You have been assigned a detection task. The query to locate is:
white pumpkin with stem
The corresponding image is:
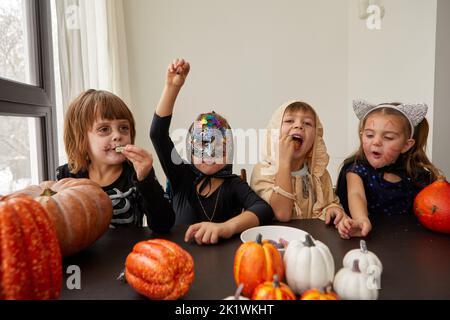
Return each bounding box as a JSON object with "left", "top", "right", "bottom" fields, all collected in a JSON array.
[
  {"left": 333, "top": 259, "right": 379, "bottom": 300},
  {"left": 343, "top": 240, "right": 383, "bottom": 275},
  {"left": 223, "top": 284, "right": 249, "bottom": 300},
  {"left": 283, "top": 234, "right": 335, "bottom": 295}
]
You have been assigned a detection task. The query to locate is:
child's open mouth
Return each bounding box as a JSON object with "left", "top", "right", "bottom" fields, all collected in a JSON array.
[
  {"left": 292, "top": 134, "right": 303, "bottom": 150},
  {"left": 372, "top": 151, "right": 382, "bottom": 159}
]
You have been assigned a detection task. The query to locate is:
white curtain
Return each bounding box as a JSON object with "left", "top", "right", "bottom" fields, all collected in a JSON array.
[{"left": 54, "top": 0, "right": 131, "bottom": 111}]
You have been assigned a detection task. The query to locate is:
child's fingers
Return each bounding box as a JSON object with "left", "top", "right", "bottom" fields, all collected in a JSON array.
[
  {"left": 361, "top": 222, "right": 371, "bottom": 237},
  {"left": 202, "top": 228, "right": 213, "bottom": 245},
  {"left": 184, "top": 224, "right": 200, "bottom": 242},
  {"left": 343, "top": 218, "right": 352, "bottom": 231},
  {"left": 338, "top": 228, "right": 350, "bottom": 239},
  {"left": 324, "top": 210, "right": 332, "bottom": 225},
  {"left": 210, "top": 231, "right": 219, "bottom": 244},
  {"left": 194, "top": 225, "right": 207, "bottom": 245},
  {"left": 334, "top": 212, "right": 344, "bottom": 225}
]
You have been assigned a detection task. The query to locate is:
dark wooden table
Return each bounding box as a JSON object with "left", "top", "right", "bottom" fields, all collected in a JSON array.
[{"left": 60, "top": 214, "right": 450, "bottom": 300}]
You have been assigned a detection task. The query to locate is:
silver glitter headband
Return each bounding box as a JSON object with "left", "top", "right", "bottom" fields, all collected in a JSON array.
[{"left": 353, "top": 99, "right": 428, "bottom": 138}]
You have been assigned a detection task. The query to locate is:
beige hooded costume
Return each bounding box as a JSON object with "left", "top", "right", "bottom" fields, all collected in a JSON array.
[{"left": 250, "top": 101, "right": 341, "bottom": 220}]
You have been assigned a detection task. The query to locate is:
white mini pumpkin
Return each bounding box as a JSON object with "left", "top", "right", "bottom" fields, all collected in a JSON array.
[
  {"left": 333, "top": 259, "right": 379, "bottom": 300},
  {"left": 343, "top": 240, "right": 383, "bottom": 275},
  {"left": 283, "top": 234, "right": 335, "bottom": 294}
]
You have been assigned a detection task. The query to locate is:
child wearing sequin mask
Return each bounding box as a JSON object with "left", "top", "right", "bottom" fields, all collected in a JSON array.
[
  {"left": 150, "top": 58, "right": 273, "bottom": 245},
  {"left": 336, "top": 100, "right": 441, "bottom": 239}
]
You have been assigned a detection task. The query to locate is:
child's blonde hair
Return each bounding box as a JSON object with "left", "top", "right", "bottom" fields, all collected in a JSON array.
[
  {"left": 64, "top": 89, "right": 136, "bottom": 174},
  {"left": 351, "top": 104, "right": 440, "bottom": 183}
]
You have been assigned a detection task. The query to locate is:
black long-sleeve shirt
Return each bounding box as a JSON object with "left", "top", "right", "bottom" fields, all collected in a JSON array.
[
  {"left": 56, "top": 162, "right": 175, "bottom": 233},
  {"left": 150, "top": 113, "right": 274, "bottom": 225}
]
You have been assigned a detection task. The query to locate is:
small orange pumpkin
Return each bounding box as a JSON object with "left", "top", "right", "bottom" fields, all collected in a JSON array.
[
  {"left": 300, "top": 287, "right": 339, "bottom": 300},
  {"left": 0, "top": 196, "right": 62, "bottom": 299},
  {"left": 234, "top": 233, "right": 285, "bottom": 297},
  {"left": 13, "top": 178, "right": 113, "bottom": 256},
  {"left": 252, "top": 275, "right": 296, "bottom": 300},
  {"left": 125, "top": 239, "right": 194, "bottom": 300},
  {"left": 414, "top": 177, "right": 450, "bottom": 234}
]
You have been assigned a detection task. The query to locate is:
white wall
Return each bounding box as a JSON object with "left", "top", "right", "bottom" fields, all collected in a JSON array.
[
  {"left": 433, "top": 0, "right": 450, "bottom": 177},
  {"left": 347, "top": 0, "right": 437, "bottom": 158},
  {"left": 123, "top": 0, "right": 438, "bottom": 185}
]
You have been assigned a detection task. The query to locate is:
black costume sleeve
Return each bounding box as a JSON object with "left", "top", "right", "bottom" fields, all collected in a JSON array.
[
  {"left": 132, "top": 168, "right": 175, "bottom": 233},
  {"left": 150, "top": 113, "right": 188, "bottom": 191},
  {"left": 232, "top": 178, "right": 274, "bottom": 225}
]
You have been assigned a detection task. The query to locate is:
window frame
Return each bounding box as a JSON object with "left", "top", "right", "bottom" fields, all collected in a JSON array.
[{"left": 0, "top": 0, "right": 57, "bottom": 181}]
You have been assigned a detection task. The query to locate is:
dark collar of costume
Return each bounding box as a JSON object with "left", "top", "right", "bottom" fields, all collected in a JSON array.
[{"left": 190, "top": 164, "right": 237, "bottom": 194}]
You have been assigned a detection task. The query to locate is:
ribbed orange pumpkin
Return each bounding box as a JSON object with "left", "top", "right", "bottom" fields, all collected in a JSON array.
[
  {"left": 300, "top": 288, "right": 339, "bottom": 300},
  {"left": 234, "top": 234, "right": 285, "bottom": 298},
  {"left": 12, "top": 178, "right": 113, "bottom": 257},
  {"left": 414, "top": 177, "right": 450, "bottom": 234},
  {"left": 0, "top": 196, "right": 62, "bottom": 299},
  {"left": 252, "top": 275, "right": 296, "bottom": 300},
  {"left": 125, "top": 239, "right": 194, "bottom": 300}
]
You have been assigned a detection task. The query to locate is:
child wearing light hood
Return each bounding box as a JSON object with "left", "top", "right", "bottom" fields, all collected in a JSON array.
[{"left": 251, "top": 101, "right": 347, "bottom": 227}]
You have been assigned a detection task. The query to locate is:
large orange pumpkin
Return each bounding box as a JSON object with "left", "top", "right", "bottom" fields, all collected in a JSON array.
[
  {"left": 252, "top": 275, "right": 296, "bottom": 300},
  {"left": 0, "top": 196, "right": 62, "bottom": 299},
  {"left": 414, "top": 177, "right": 450, "bottom": 234},
  {"left": 125, "top": 239, "right": 194, "bottom": 300},
  {"left": 234, "top": 233, "right": 285, "bottom": 298},
  {"left": 12, "top": 178, "right": 113, "bottom": 257}
]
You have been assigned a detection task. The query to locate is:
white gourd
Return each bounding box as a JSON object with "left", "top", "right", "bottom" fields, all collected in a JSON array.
[
  {"left": 333, "top": 259, "right": 379, "bottom": 300},
  {"left": 343, "top": 240, "right": 383, "bottom": 275},
  {"left": 283, "top": 234, "right": 335, "bottom": 295},
  {"left": 223, "top": 283, "right": 249, "bottom": 300}
]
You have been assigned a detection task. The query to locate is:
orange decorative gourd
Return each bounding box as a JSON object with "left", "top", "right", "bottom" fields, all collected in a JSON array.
[
  {"left": 252, "top": 275, "right": 296, "bottom": 300},
  {"left": 300, "top": 287, "right": 339, "bottom": 300},
  {"left": 125, "top": 239, "right": 194, "bottom": 300},
  {"left": 0, "top": 196, "right": 62, "bottom": 299},
  {"left": 13, "top": 178, "right": 113, "bottom": 257},
  {"left": 414, "top": 177, "right": 450, "bottom": 234},
  {"left": 234, "top": 233, "right": 285, "bottom": 298}
]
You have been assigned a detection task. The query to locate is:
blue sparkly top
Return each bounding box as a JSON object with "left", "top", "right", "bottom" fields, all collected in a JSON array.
[{"left": 336, "top": 160, "right": 428, "bottom": 216}]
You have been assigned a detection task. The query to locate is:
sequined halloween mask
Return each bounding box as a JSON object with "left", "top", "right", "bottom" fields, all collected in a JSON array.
[{"left": 189, "top": 114, "right": 233, "bottom": 162}]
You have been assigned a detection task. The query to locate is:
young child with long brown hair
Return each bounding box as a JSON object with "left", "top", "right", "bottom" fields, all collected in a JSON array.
[
  {"left": 57, "top": 89, "right": 175, "bottom": 232},
  {"left": 336, "top": 99, "right": 441, "bottom": 238}
]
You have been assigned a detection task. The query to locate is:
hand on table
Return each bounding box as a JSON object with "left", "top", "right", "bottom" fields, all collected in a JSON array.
[
  {"left": 337, "top": 217, "right": 372, "bottom": 239},
  {"left": 184, "top": 221, "right": 233, "bottom": 245}
]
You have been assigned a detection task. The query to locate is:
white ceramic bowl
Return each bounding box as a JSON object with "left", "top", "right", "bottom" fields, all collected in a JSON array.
[{"left": 240, "top": 225, "right": 310, "bottom": 252}]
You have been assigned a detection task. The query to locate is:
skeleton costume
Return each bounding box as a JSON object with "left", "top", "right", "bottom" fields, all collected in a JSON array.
[
  {"left": 56, "top": 162, "right": 175, "bottom": 232},
  {"left": 250, "top": 100, "right": 342, "bottom": 220}
]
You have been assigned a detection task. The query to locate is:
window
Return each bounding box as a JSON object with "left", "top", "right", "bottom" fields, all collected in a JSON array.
[{"left": 0, "top": 0, "right": 57, "bottom": 194}]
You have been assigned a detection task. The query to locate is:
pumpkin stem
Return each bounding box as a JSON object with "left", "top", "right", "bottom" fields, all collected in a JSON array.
[
  {"left": 360, "top": 240, "right": 368, "bottom": 253},
  {"left": 234, "top": 283, "right": 244, "bottom": 299},
  {"left": 116, "top": 268, "right": 127, "bottom": 282},
  {"left": 352, "top": 259, "right": 361, "bottom": 273},
  {"left": 256, "top": 233, "right": 263, "bottom": 244},
  {"left": 272, "top": 274, "right": 280, "bottom": 288},
  {"left": 41, "top": 188, "right": 57, "bottom": 197},
  {"left": 303, "top": 234, "right": 315, "bottom": 247},
  {"left": 437, "top": 174, "right": 446, "bottom": 182}
]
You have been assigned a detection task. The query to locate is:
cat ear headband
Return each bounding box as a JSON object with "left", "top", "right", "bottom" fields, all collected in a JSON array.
[{"left": 353, "top": 99, "right": 428, "bottom": 138}]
